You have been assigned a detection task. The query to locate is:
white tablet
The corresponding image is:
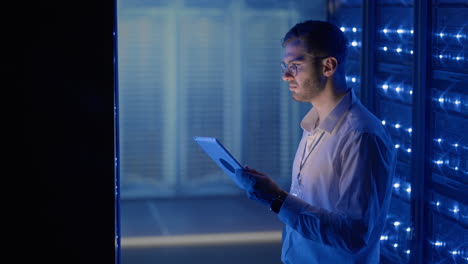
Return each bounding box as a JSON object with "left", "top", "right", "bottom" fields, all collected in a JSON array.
[{"left": 193, "top": 136, "right": 245, "bottom": 189}]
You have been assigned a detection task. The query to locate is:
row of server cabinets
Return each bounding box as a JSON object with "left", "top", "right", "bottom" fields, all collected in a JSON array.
[{"left": 328, "top": 0, "right": 467, "bottom": 263}]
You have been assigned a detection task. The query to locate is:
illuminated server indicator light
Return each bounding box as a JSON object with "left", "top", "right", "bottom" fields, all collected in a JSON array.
[
  {"left": 450, "top": 207, "right": 460, "bottom": 213},
  {"left": 407, "top": 148, "right": 411, "bottom": 153},
  {"left": 435, "top": 201, "right": 440, "bottom": 206},
  {"left": 437, "top": 32, "right": 465, "bottom": 39},
  {"left": 410, "top": 90, "right": 413, "bottom": 94},
  {"left": 436, "top": 138, "right": 442, "bottom": 143},
  {"left": 437, "top": 54, "right": 464, "bottom": 61},
  {"left": 393, "top": 221, "right": 401, "bottom": 227},
  {"left": 393, "top": 182, "right": 400, "bottom": 188},
  {"left": 382, "top": 84, "right": 389, "bottom": 90},
  {"left": 406, "top": 187, "right": 411, "bottom": 193},
  {"left": 380, "top": 28, "right": 414, "bottom": 34},
  {"left": 380, "top": 46, "right": 414, "bottom": 55},
  {"left": 436, "top": 95, "right": 464, "bottom": 108},
  {"left": 346, "top": 76, "right": 359, "bottom": 83},
  {"left": 405, "top": 250, "right": 411, "bottom": 254},
  {"left": 434, "top": 241, "right": 444, "bottom": 246},
  {"left": 393, "top": 243, "right": 398, "bottom": 248},
  {"left": 351, "top": 41, "right": 358, "bottom": 47},
  {"left": 381, "top": 120, "right": 386, "bottom": 125},
  {"left": 407, "top": 128, "right": 412, "bottom": 133},
  {"left": 395, "top": 144, "right": 400, "bottom": 149},
  {"left": 451, "top": 250, "right": 459, "bottom": 255},
  {"left": 394, "top": 123, "right": 401, "bottom": 128},
  {"left": 435, "top": 160, "right": 443, "bottom": 165},
  {"left": 340, "top": 27, "right": 345, "bottom": 32},
  {"left": 406, "top": 227, "right": 411, "bottom": 232},
  {"left": 395, "top": 87, "right": 402, "bottom": 92},
  {"left": 380, "top": 235, "right": 388, "bottom": 240},
  {"left": 352, "top": 27, "right": 357, "bottom": 32}
]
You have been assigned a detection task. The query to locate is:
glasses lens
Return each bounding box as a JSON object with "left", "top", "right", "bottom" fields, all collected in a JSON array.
[
  {"left": 280, "top": 62, "right": 296, "bottom": 76},
  {"left": 280, "top": 62, "right": 287, "bottom": 72},
  {"left": 289, "top": 64, "right": 296, "bottom": 76}
]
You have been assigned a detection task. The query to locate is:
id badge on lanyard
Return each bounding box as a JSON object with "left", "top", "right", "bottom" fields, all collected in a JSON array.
[{"left": 290, "top": 131, "right": 325, "bottom": 198}]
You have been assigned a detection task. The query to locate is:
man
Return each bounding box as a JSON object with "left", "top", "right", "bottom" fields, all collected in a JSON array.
[{"left": 236, "top": 20, "right": 396, "bottom": 263}]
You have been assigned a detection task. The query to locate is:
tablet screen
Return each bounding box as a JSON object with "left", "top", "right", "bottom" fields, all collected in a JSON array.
[{"left": 193, "top": 137, "right": 245, "bottom": 189}]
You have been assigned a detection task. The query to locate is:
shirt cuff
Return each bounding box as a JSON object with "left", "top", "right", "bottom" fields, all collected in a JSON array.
[{"left": 277, "top": 194, "right": 309, "bottom": 227}]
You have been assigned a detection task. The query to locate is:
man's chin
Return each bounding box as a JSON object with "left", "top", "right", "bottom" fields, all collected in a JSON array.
[{"left": 291, "top": 93, "right": 307, "bottom": 102}]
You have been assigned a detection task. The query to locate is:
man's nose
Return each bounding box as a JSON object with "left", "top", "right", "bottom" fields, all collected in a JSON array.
[{"left": 282, "top": 71, "right": 294, "bottom": 81}]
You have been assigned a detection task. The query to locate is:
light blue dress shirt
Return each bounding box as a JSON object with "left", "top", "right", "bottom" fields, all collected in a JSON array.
[{"left": 279, "top": 88, "right": 396, "bottom": 264}]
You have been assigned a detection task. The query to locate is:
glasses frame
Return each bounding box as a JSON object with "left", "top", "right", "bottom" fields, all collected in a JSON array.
[{"left": 280, "top": 55, "right": 330, "bottom": 77}]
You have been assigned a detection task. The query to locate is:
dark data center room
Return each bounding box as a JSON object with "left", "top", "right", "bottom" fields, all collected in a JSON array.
[{"left": 29, "top": 0, "right": 467, "bottom": 264}]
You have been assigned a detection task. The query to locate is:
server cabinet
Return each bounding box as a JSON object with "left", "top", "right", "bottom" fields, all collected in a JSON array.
[
  {"left": 427, "top": 1, "right": 467, "bottom": 263},
  {"left": 375, "top": 2, "right": 415, "bottom": 263},
  {"left": 328, "top": 0, "right": 467, "bottom": 263}
]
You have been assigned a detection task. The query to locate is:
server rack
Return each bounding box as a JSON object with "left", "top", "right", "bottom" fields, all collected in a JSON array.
[
  {"left": 426, "top": 1, "right": 467, "bottom": 263},
  {"left": 328, "top": 0, "right": 467, "bottom": 263}
]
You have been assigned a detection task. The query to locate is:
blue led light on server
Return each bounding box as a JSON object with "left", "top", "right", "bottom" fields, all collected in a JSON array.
[
  {"left": 435, "top": 53, "right": 465, "bottom": 62},
  {"left": 392, "top": 178, "right": 412, "bottom": 196},
  {"left": 380, "top": 83, "right": 413, "bottom": 95},
  {"left": 381, "top": 28, "right": 414, "bottom": 35},
  {"left": 380, "top": 214, "right": 412, "bottom": 257},
  {"left": 430, "top": 194, "right": 467, "bottom": 225},
  {"left": 432, "top": 90, "right": 466, "bottom": 113},
  {"left": 436, "top": 32, "right": 466, "bottom": 40},
  {"left": 339, "top": 26, "right": 362, "bottom": 33},
  {"left": 339, "top": 26, "right": 361, "bottom": 49},
  {"left": 380, "top": 46, "right": 414, "bottom": 55},
  {"left": 345, "top": 76, "right": 359, "bottom": 83},
  {"left": 434, "top": 30, "right": 466, "bottom": 62},
  {"left": 378, "top": 81, "right": 413, "bottom": 105},
  {"left": 381, "top": 119, "right": 412, "bottom": 135}
]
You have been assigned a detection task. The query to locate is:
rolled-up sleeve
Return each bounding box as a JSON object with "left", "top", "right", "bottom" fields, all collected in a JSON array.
[{"left": 278, "top": 131, "right": 395, "bottom": 254}]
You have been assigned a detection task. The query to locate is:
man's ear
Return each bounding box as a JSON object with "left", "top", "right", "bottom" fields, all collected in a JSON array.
[{"left": 322, "top": 57, "right": 338, "bottom": 77}]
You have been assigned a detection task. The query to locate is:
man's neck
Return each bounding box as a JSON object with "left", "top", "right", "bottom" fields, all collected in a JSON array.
[{"left": 310, "top": 84, "right": 348, "bottom": 124}]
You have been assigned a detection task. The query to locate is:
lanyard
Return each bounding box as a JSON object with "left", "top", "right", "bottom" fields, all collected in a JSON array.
[{"left": 297, "top": 131, "right": 325, "bottom": 184}]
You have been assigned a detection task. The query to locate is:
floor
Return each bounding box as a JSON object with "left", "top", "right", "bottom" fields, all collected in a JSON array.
[
  {"left": 119, "top": 195, "right": 284, "bottom": 264},
  {"left": 119, "top": 194, "right": 399, "bottom": 264}
]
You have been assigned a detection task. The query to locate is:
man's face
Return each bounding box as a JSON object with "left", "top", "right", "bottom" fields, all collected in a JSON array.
[{"left": 282, "top": 40, "right": 325, "bottom": 103}]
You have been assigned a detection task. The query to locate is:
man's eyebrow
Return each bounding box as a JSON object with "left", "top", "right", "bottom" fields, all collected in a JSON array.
[{"left": 284, "top": 55, "right": 305, "bottom": 64}]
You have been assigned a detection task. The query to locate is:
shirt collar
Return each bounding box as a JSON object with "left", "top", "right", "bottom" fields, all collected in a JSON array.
[{"left": 301, "top": 88, "right": 356, "bottom": 134}]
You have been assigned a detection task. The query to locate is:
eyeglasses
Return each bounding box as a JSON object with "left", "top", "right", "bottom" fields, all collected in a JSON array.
[
  {"left": 280, "top": 62, "right": 303, "bottom": 77},
  {"left": 280, "top": 56, "right": 329, "bottom": 77}
]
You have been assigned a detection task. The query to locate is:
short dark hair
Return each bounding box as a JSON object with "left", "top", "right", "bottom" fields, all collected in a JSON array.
[{"left": 282, "top": 20, "right": 348, "bottom": 65}]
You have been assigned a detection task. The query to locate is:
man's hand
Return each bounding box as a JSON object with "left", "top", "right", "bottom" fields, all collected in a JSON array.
[{"left": 236, "top": 165, "right": 285, "bottom": 207}]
